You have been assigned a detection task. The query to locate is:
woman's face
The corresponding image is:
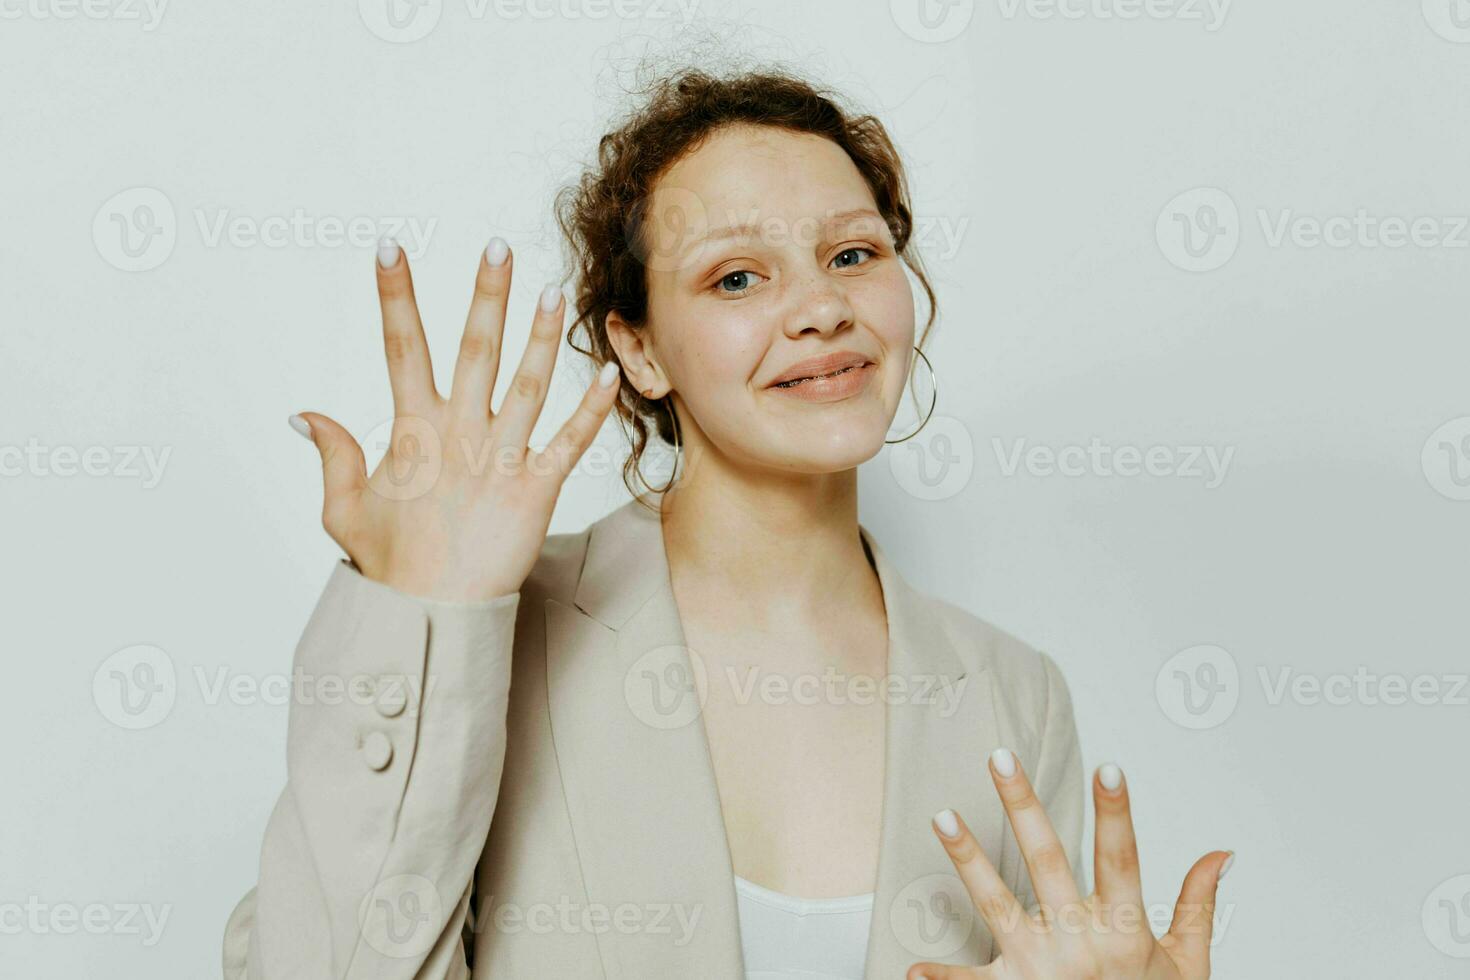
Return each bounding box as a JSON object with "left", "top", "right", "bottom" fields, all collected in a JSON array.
[{"left": 614, "top": 123, "right": 917, "bottom": 476}]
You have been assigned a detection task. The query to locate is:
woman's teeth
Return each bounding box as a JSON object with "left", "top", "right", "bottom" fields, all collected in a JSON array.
[{"left": 775, "top": 365, "right": 857, "bottom": 389}]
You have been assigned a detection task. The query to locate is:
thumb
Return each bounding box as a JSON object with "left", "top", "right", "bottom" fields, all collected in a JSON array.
[
  {"left": 1164, "top": 850, "right": 1232, "bottom": 974},
  {"left": 290, "top": 412, "right": 366, "bottom": 531}
]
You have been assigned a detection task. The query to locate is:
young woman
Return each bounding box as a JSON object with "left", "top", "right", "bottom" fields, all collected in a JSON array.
[{"left": 222, "top": 68, "right": 1231, "bottom": 980}]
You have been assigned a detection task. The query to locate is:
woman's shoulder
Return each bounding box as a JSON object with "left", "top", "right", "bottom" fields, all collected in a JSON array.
[{"left": 924, "top": 592, "right": 1074, "bottom": 716}]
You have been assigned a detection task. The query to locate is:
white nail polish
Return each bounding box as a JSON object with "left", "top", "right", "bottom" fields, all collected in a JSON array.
[
  {"left": 991, "top": 747, "right": 1017, "bottom": 778},
  {"left": 485, "top": 237, "right": 509, "bottom": 267},
  {"left": 377, "top": 238, "right": 401, "bottom": 269},
  {"left": 288, "top": 414, "right": 313, "bottom": 442},
  {"left": 933, "top": 809, "right": 959, "bottom": 838},
  {"left": 1098, "top": 763, "right": 1123, "bottom": 792},
  {"left": 1218, "top": 852, "right": 1235, "bottom": 882},
  {"left": 598, "top": 360, "right": 620, "bottom": 388},
  {"left": 539, "top": 283, "right": 563, "bottom": 312}
]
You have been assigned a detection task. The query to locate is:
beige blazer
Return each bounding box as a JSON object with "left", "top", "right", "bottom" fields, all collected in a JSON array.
[{"left": 222, "top": 490, "right": 1084, "bottom": 979}]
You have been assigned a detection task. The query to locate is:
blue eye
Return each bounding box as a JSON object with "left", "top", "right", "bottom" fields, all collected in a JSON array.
[
  {"left": 833, "top": 246, "right": 875, "bottom": 269},
  {"left": 715, "top": 270, "right": 764, "bottom": 295}
]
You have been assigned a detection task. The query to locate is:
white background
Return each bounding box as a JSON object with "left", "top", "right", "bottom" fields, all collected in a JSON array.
[{"left": 3, "top": 1, "right": 1468, "bottom": 977}]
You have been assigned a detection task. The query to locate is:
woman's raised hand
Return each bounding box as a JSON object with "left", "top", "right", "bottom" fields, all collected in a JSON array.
[
  {"left": 291, "top": 238, "right": 623, "bottom": 603},
  {"left": 910, "top": 751, "right": 1232, "bottom": 980}
]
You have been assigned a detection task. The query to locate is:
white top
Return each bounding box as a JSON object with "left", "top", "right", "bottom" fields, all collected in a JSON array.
[{"left": 734, "top": 874, "right": 875, "bottom": 980}]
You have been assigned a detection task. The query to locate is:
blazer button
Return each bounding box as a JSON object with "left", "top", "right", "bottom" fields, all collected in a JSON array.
[
  {"left": 374, "top": 675, "right": 408, "bottom": 718},
  {"left": 362, "top": 731, "right": 393, "bottom": 771}
]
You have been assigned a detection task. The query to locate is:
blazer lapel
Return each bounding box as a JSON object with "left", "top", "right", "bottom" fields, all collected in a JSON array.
[
  {"left": 544, "top": 490, "right": 1006, "bottom": 980},
  {"left": 545, "top": 491, "right": 744, "bottom": 979},
  {"left": 859, "top": 527, "right": 1005, "bottom": 976}
]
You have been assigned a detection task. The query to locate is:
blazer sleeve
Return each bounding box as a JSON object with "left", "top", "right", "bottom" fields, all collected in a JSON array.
[
  {"left": 1013, "top": 651, "right": 1089, "bottom": 909},
  {"left": 221, "top": 558, "right": 521, "bottom": 980}
]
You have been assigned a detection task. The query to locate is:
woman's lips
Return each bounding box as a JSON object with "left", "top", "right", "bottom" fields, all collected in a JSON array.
[{"left": 766, "top": 361, "right": 877, "bottom": 402}]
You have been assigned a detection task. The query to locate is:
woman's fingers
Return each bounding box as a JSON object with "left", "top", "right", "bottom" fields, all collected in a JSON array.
[
  {"left": 375, "top": 239, "right": 439, "bottom": 417},
  {"left": 989, "top": 748, "right": 1083, "bottom": 916},
  {"left": 1163, "top": 850, "right": 1231, "bottom": 973},
  {"left": 529, "top": 360, "right": 623, "bottom": 483},
  {"left": 1092, "top": 763, "right": 1145, "bottom": 912},
  {"left": 906, "top": 961, "right": 994, "bottom": 980},
  {"left": 492, "top": 283, "right": 566, "bottom": 454},
  {"left": 450, "top": 238, "right": 512, "bottom": 420},
  {"left": 291, "top": 411, "right": 366, "bottom": 542},
  {"left": 930, "top": 808, "right": 1032, "bottom": 960}
]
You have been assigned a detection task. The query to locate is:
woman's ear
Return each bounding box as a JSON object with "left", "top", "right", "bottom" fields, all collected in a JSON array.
[{"left": 605, "top": 311, "right": 665, "bottom": 396}]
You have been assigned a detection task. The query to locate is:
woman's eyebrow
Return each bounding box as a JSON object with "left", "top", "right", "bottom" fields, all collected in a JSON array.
[{"left": 690, "top": 207, "right": 886, "bottom": 251}]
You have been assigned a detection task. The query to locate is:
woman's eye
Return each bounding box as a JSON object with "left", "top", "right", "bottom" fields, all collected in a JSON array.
[
  {"left": 714, "top": 269, "right": 765, "bottom": 295},
  {"left": 832, "top": 246, "right": 875, "bottom": 269}
]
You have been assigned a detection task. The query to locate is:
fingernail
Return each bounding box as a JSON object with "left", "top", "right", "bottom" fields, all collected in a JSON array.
[
  {"left": 377, "top": 237, "right": 401, "bottom": 269},
  {"left": 598, "top": 360, "right": 620, "bottom": 388},
  {"left": 288, "top": 414, "right": 313, "bottom": 442},
  {"left": 485, "top": 236, "right": 509, "bottom": 267},
  {"left": 1098, "top": 762, "right": 1123, "bottom": 792},
  {"left": 933, "top": 809, "right": 960, "bottom": 839},
  {"left": 1217, "top": 851, "right": 1235, "bottom": 882},
  {"left": 539, "top": 283, "right": 563, "bottom": 312},
  {"left": 991, "top": 747, "right": 1017, "bottom": 778}
]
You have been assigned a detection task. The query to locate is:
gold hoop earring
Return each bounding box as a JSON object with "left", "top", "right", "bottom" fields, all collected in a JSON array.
[
  {"left": 630, "top": 387, "right": 682, "bottom": 494},
  {"left": 884, "top": 345, "right": 938, "bottom": 444}
]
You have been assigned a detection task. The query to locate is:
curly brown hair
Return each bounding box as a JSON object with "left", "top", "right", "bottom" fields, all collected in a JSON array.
[{"left": 554, "top": 64, "right": 939, "bottom": 505}]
